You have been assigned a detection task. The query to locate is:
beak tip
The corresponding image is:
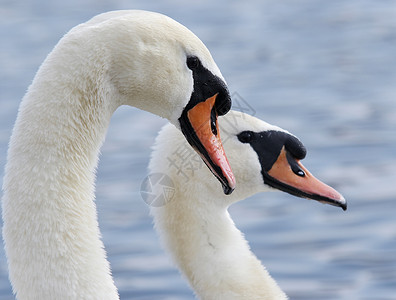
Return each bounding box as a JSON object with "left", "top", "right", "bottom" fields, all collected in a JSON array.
[
  {"left": 222, "top": 176, "right": 236, "bottom": 195},
  {"left": 339, "top": 195, "right": 347, "bottom": 211},
  {"left": 223, "top": 185, "right": 234, "bottom": 195}
]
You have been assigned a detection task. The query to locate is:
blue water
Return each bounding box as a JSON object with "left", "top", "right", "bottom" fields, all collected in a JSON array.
[{"left": 1, "top": 1, "right": 395, "bottom": 299}]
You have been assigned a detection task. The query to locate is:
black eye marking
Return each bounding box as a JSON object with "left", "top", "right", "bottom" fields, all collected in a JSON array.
[
  {"left": 237, "top": 131, "right": 254, "bottom": 143},
  {"left": 237, "top": 130, "right": 307, "bottom": 177},
  {"left": 187, "top": 56, "right": 200, "bottom": 70}
]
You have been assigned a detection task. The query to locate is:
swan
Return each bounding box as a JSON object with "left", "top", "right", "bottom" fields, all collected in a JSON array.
[
  {"left": 149, "top": 110, "right": 347, "bottom": 299},
  {"left": 2, "top": 10, "right": 237, "bottom": 299}
]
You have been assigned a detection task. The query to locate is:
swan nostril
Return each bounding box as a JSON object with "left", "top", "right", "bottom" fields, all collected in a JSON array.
[
  {"left": 291, "top": 162, "right": 305, "bottom": 177},
  {"left": 211, "top": 120, "right": 217, "bottom": 135},
  {"left": 286, "top": 152, "right": 305, "bottom": 177},
  {"left": 210, "top": 108, "right": 217, "bottom": 136}
]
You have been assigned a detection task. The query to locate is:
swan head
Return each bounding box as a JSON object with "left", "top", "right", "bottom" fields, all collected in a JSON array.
[
  {"left": 77, "top": 10, "right": 234, "bottom": 194},
  {"left": 150, "top": 111, "right": 347, "bottom": 210}
]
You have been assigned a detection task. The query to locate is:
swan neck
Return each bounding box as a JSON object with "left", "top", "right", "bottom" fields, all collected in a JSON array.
[
  {"left": 2, "top": 58, "right": 119, "bottom": 299},
  {"left": 151, "top": 190, "right": 287, "bottom": 299}
]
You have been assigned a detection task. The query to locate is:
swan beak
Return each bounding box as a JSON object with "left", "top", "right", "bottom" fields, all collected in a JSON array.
[
  {"left": 181, "top": 94, "right": 236, "bottom": 195},
  {"left": 267, "top": 148, "right": 347, "bottom": 210}
]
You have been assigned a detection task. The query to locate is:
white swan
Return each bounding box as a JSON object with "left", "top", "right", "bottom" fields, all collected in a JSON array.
[
  {"left": 2, "top": 10, "right": 237, "bottom": 299},
  {"left": 149, "top": 111, "right": 347, "bottom": 300}
]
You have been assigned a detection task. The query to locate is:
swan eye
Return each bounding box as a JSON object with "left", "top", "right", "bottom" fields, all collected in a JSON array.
[
  {"left": 237, "top": 131, "right": 253, "bottom": 143},
  {"left": 187, "top": 56, "right": 200, "bottom": 70}
]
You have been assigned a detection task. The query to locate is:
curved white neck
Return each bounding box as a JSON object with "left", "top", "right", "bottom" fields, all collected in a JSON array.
[
  {"left": 2, "top": 56, "right": 119, "bottom": 299},
  {"left": 151, "top": 189, "right": 287, "bottom": 300}
]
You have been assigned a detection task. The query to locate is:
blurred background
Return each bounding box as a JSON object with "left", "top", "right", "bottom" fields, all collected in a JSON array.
[{"left": 1, "top": 0, "right": 395, "bottom": 299}]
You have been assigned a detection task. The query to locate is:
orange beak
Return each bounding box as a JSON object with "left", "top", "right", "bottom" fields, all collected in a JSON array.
[
  {"left": 182, "top": 94, "right": 235, "bottom": 194},
  {"left": 266, "top": 148, "right": 347, "bottom": 210}
]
